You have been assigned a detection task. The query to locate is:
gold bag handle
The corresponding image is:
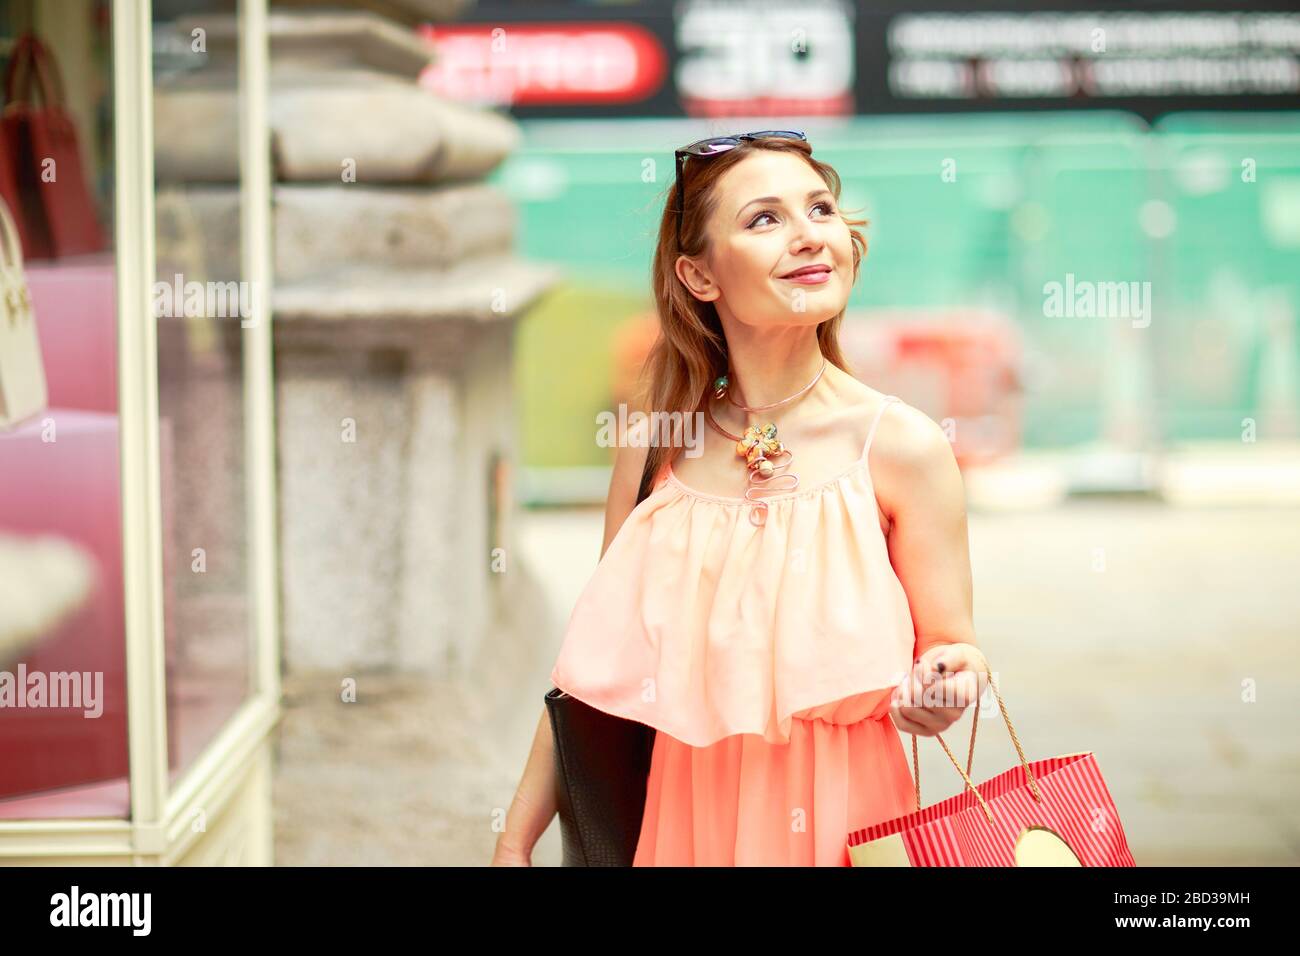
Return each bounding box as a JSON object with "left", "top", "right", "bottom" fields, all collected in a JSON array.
[
  {"left": 0, "top": 195, "right": 23, "bottom": 272},
  {"left": 0, "top": 197, "right": 32, "bottom": 328},
  {"left": 908, "top": 666, "right": 1044, "bottom": 823}
]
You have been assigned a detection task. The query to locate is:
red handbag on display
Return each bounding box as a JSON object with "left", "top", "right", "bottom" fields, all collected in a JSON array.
[
  {"left": 1, "top": 32, "right": 105, "bottom": 259},
  {"left": 0, "top": 117, "right": 26, "bottom": 255},
  {"left": 847, "top": 670, "right": 1138, "bottom": 866}
]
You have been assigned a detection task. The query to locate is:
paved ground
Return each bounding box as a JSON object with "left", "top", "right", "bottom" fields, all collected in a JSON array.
[{"left": 272, "top": 498, "right": 1300, "bottom": 866}]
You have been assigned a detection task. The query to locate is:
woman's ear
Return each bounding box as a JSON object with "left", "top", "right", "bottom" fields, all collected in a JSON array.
[{"left": 675, "top": 253, "right": 719, "bottom": 302}]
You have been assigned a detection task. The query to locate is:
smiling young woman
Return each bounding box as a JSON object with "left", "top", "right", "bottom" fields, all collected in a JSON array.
[{"left": 493, "top": 132, "right": 986, "bottom": 867}]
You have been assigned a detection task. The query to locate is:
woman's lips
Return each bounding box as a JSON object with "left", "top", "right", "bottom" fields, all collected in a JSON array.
[{"left": 780, "top": 267, "right": 832, "bottom": 285}]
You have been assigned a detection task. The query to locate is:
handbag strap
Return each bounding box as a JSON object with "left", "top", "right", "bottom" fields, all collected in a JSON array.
[
  {"left": 5, "top": 33, "right": 67, "bottom": 109},
  {"left": 909, "top": 668, "right": 1044, "bottom": 823},
  {"left": 0, "top": 198, "right": 31, "bottom": 333},
  {"left": 634, "top": 440, "right": 658, "bottom": 506},
  {"left": 0, "top": 197, "right": 22, "bottom": 272},
  {"left": 2, "top": 33, "right": 34, "bottom": 104}
]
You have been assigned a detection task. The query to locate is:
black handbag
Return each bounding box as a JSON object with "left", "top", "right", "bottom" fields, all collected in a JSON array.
[{"left": 545, "top": 451, "right": 658, "bottom": 866}]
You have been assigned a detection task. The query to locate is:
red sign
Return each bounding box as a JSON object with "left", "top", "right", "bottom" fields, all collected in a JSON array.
[{"left": 416, "top": 23, "right": 668, "bottom": 106}]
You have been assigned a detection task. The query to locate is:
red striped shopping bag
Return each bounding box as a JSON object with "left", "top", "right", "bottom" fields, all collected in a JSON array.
[{"left": 848, "top": 672, "right": 1136, "bottom": 866}]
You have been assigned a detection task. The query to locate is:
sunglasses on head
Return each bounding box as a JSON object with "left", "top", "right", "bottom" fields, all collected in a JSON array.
[{"left": 674, "top": 130, "right": 808, "bottom": 247}]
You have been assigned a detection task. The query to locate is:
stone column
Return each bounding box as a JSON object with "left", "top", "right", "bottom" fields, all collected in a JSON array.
[{"left": 154, "top": 8, "right": 558, "bottom": 675}]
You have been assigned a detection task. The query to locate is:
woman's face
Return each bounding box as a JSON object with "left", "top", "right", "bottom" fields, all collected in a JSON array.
[{"left": 676, "top": 150, "right": 854, "bottom": 327}]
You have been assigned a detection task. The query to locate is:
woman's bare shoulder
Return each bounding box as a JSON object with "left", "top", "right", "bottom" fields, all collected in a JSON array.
[
  {"left": 879, "top": 397, "right": 951, "bottom": 463},
  {"left": 869, "top": 396, "right": 965, "bottom": 517},
  {"left": 840, "top": 379, "right": 946, "bottom": 462}
]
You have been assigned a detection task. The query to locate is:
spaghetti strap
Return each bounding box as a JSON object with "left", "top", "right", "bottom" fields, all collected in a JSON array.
[{"left": 860, "top": 394, "right": 899, "bottom": 460}]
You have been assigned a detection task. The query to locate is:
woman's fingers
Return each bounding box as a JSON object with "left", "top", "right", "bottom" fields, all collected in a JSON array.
[
  {"left": 931, "top": 670, "right": 980, "bottom": 709},
  {"left": 899, "top": 660, "right": 928, "bottom": 707},
  {"left": 892, "top": 706, "right": 945, "bottom": 736},
  {"left": 926, "top": 642, "right": 989, "bottom": 679},
  {"left": 892, "top": 695, "right": 949, "bottom": 733},
  {"left": 892, "top": 668, "right": 980, "bottom": 736},
  {"left": 910, "top": 668, "right": 980, "bottom": 710},
  {"left": 901, "top": 704, "right": 956, "bottom": 731}
]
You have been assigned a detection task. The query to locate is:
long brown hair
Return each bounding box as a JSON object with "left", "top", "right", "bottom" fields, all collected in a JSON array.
[{"left": 634, "top": 135, "right": 870, "bottom": 502}]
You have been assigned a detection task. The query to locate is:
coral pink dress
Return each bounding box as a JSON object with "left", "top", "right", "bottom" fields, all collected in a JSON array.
[{"left": 550, "top": 395, "right": 921, "bottom": 866}]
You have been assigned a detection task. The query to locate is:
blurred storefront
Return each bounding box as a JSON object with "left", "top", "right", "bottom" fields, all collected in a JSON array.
[
  {"left": 0, "top": 0, "right": 279, "bottom": 865},
  {"left": 0, "top": 0, "right": 554, "bottom": 864}
]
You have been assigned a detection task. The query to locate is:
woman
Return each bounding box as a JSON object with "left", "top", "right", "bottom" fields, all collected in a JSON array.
[{"left": 493, "top": 131, "right": 988, "bottom": 866}]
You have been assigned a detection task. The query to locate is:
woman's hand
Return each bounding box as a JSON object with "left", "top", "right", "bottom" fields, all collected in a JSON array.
[
  {"left": 491, "top": 836, "right": 533, "bottom": 867},
  {"left": 890, "top": 642, "right": 987, "bottom": 738}
]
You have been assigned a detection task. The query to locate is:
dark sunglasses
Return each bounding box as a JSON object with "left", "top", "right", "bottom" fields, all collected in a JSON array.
[{"left": 674, "top": 130, "right": 808, "bottom": 247}]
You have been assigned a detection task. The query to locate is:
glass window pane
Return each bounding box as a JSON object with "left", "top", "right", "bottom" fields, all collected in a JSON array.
[{"left": 152, "top": 0, "right": 252, "bottom": 785}]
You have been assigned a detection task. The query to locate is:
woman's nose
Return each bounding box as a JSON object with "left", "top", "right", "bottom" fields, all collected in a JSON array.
[{"left": 789, "top": 223, "right": 824, "bottom": 252}]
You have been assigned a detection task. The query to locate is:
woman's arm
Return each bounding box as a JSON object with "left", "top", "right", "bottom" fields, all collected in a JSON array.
[
  {"left": 491, "top": 422, "right": 651, "bottom": 865},
  {"left": 598, "top": 417, "right": 653, "bottom": 559},
  {"left": 872, "top": 403, "right": 985, "bottom": 736},
  {"left": 492, "top": 708, "right": 561, "bottom": 865}
]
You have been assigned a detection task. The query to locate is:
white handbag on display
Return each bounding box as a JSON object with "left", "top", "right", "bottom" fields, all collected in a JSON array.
[{"left": 0, "top": 196, "right": 48, "bottom": 430}]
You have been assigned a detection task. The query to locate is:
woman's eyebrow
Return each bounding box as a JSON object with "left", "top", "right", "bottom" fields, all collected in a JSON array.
[{"left": 736, "top": 188, "right": 833, "bottom": 219}]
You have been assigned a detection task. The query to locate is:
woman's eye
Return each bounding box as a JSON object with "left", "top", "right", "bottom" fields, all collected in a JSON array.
[{"left": 748, "top": 202, "right": 836, "bottom": 229}]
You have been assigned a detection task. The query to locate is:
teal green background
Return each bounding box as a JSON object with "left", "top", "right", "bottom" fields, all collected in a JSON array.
[{"left": 494, "top": 112, "right": 1300, "bottom": 468}]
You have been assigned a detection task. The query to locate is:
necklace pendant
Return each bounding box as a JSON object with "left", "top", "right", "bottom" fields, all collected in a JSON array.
[
  {"left": 738, "top": 421, "right": 774, "bottom": 460},
  {"left": 737, "top": 422, "right": 783, "bottom": 473}
]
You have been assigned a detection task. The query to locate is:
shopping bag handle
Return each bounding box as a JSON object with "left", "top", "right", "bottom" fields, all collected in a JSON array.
[{"left": 908, "top": 667, "right": 1043, "bottom": 823}]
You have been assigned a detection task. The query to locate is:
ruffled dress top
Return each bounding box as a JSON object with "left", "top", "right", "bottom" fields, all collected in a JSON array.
[{"left": 550, "top": 395, "right": 922, "bottom": 865}]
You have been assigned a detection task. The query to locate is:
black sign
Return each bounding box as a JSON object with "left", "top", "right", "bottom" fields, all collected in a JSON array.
[{"left": 425, "top": 1, "right": 1300, "bottom": 121}]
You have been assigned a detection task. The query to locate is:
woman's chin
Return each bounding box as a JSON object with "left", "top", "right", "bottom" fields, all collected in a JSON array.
[
  {"left": 768, "top": 285, "right": 847, "bottom": 320},
  {"left": 770, "top": 307, "right": 845, "bottom": 328}
]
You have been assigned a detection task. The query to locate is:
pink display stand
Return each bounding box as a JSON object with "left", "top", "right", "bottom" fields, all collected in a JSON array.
[
  {"left": 0, "top": 255, "right": 192, "bottom": 819},
  {"left": 23, "top": 253, "right": 117, "bottom": 414},
  {"left": 0, "top": 410, "right": 129, "bottom": 814}
]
